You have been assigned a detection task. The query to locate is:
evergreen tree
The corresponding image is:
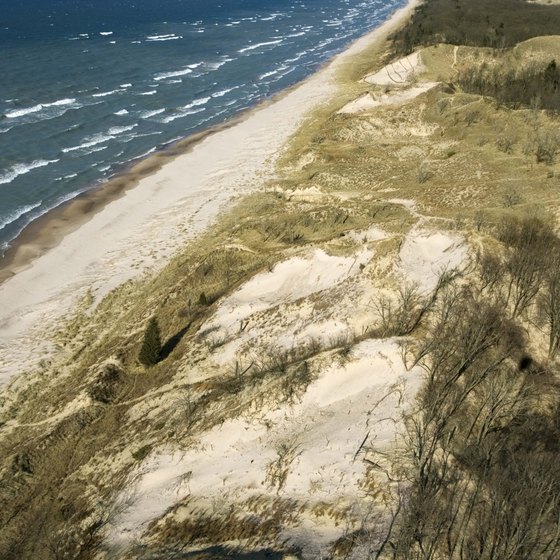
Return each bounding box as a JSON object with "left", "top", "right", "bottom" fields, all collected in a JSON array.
[{"left": 138, "top": 317, "right": 162, "bottom": 367}]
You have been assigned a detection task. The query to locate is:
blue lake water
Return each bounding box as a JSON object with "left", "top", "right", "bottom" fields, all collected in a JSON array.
[{"left": 0, "top": 0, "right": 404, "bottom": 253}]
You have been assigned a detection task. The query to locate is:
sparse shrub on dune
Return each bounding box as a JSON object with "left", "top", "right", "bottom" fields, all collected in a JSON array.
[{"left": 138, "top": 317, "right": 162, "bottom": 367}]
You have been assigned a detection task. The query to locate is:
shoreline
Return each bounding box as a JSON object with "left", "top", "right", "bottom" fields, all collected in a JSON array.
[
  {"left": 0, "top": 0, "right": 419, "bottom": 384},
  {"left": 0, "top": 106, "right": 257, "bottom": 284}
]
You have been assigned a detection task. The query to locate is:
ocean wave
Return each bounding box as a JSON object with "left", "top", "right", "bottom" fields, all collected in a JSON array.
[
  {"left": 238, "top": 39, "right": 283, "bottom": 53},
  {"left": 159, "top": 106, "right": 206, "bottom": 124},
  {"left": 154, "top": 68, "right": 192, "bottom": 81},
  {"left": 139, "top": 108, "right": 165, "bottom": 118},
  {"left": 259, "top": 66, "right": 289, "bottom": 80},
  {"left": 100, "top": 31, "right": 113, "bottom": 36},
  {"left": 138, "top": 90, "right": 157, "bottom": 96},
  {"left": 82, "top": 145, "right": 108, "bottom": 155},
  {"left": 0, "top": 201, "right": 42, "bottom": 231},
  {"left": 5, "top": 98, "right": 76, "bottom": 119},
  {"left": 204, "top": 58, "right": 234, "bottom": 71},
  {"left": 0, "top": 159, "right": 58, "bottom": 185},
  {"left": 260, "top": 13, "right": 285, "bottom": 21},
  {"left": 146, "top": 34, "right": 182, "bottom": 42},
  {"left": 92, "top": 89, "right": 120, "bottom": 98},
  {"left": 62, "top": 125, "right": 137, "bottom": 153},
  {"left": 211, "top": 87, "right": 237, "bottom": 98},
  {"left": 114, "top": 109, "right": 129, "bottom": 116},
  {"left": 108, "top": 124, "right": 137, "bottom": 135},
  {"left": 182, "top": 97, "right": 211, "bottom": 110},
  {"left": 284, "top": 53, "right": 305, "bottom": 63}
]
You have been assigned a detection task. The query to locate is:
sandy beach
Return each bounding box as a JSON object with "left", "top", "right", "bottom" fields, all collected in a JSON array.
[{"left": 0, "top": 0, "right": 419, "bottom": 385}]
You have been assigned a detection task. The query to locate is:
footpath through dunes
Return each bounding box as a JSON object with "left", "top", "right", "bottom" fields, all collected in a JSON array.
[{"left": 3, "top": 0, "right": 560, "bottom": 558}]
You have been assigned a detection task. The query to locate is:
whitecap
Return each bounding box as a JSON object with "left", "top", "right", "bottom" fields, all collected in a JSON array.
[
  {"left": 211, "top": 87, "right": 237, "bottom": 98},
  {"left": 259, "top": 66, "right": 289, "bottom": 80},
  {"left": 138, "top": 90, "right": 157, "bottom": 96},
  {"left": 107, "top": 124, "right": 137, "bottom": 135},
  {"left": 154, "top": 68, "right": 192, "bottom": 80},
  {"left": 206, "top": 58, "right": 233, "bottom": 70},
  {"left": 82, "top": 145, "right": 108, "bottom": 155},
  {"left": 100, "top": 31, "right": 113, "bottom": 36},
  {"left": 0, "top": 159, "right": 58, "bottom": 185},
  {"left": 62, "top": 136, "right": 112, "bottom": 153},
  {"left": 139, "top": 108, "right": 165, "bottom": 118},
  {"left": 92, "top": 89, "right": 120, "bottom": 98},
  {"left": 146, "top": 34, "right": 182, "bottom": 41},
  {"left": 159, "top": 106, "right": 206, "bottom": 123},
  {"left": 238, "top": 39, "right": 283, "bottom": 53},
  {"left": 62, "top": 125, "right": 136, "bottom": 153},
  {"left": 114, "top": 109, "right": 129, "bottom": 116},
  {"left": 0, "top": 201, "right": 42, "bottom": 231},
  {"left": 182, "top": 97, "right": 210, "bottom": 110},
  {"left": 5, "top": 104, "right": 43, "bottom": 118},
  {"left": 120, "top": 83, "right": 132, "bottom": 88}
]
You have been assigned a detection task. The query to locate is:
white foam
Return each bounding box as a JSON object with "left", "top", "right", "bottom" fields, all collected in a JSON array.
[
  {"left": 0, "top": 160, "right": 58, "bottom": 185},
  {"left": 5, "top": 98, "right": 76, "bottom": 118},
  {"left": 154, "top": 68, "right": 192, "bottom": 81},
  {"left": 238, "top": 39, "right": 283, "bottom": 53},
  {"left": 5, "top": 105, "right": 43, "bottom": 118},
  {"left": 107, "top": 124, "right": 137, "bottom": 135},
  {"left": 182, "top": 96, "right": 210, "bottom": 110},
  {"left": 211, "top": 87, "right": 236, "bottom": 98},
  {"left": 205, "top": 58, "right": 233, "bottom": 71},
  {"left": 259, "top": 65, "right": 289, "bottom": 80},
  {"left": 99, "top": 31, "right": 113, "bottom": 36},
  {"left": 139, "top": 108, "right": 165, "bottom": 118},
  {"left": 92, "top": 89, "right": 120, "bottom": 98},
  {"left": 62, "top": 125, "right": 137, "bottom": 153},
  {"left": 114, "top": 109, "right": 129, "bottom": 116},
  {"left": 146, "top": 34, "right": 182, "bottom": 42},
  {"left": 0, "top": 201, "right": 42, "bottom": 231},
  {"left": 159, "top": 107, "right": 206, "bottom": 123},
  {"left": 138, "top": 90, "right": 157, "bottom": 96}
]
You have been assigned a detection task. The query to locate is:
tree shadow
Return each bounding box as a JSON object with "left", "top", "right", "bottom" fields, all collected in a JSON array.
[{"left": 159, "top": 323, "right": 191, "bottom": 361}]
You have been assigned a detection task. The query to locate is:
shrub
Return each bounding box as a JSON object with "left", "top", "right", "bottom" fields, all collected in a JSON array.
[{"left": 138, "top": 317, "right": 162, "bottom": 367}]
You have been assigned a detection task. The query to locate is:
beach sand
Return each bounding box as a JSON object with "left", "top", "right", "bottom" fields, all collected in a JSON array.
[{"left": 0, "top": 0, "right": 420, "bottom": 385}]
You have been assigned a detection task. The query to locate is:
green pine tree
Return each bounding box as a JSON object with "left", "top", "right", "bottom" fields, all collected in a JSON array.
[{"left": 138, "top": 317, "right": 162, "bottom": 367}]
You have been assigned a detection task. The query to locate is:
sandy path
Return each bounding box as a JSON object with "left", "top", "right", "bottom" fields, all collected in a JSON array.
[{"left": 0, "top": 0, "right": 420, "bottom": 385}]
